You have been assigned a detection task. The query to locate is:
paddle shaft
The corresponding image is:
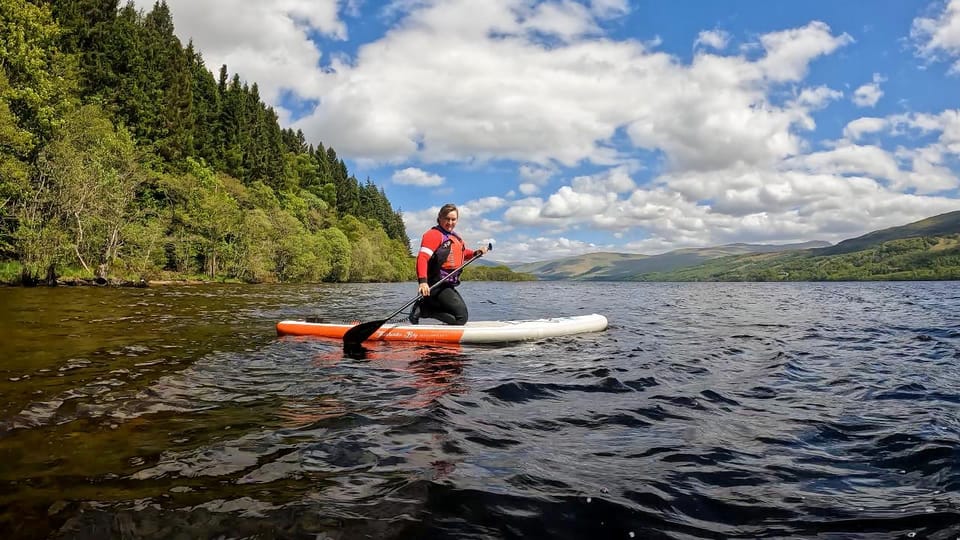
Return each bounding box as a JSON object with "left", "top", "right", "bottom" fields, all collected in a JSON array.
[{"left": 343, "top": 243, "right": 492, "bottom": 345}]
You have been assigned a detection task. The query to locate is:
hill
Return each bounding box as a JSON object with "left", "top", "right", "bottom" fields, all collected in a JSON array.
[
  {"left": 514, "top": 242, "right": 827, "bottom": 280},
  {"left": 814, "top": 210, "right": 960, "bottom": 255},
  {"left": 630, "top": 210, "right": 960, "bottom": 282}
]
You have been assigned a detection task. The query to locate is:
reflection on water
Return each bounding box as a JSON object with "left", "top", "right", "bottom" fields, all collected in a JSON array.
[
  {"left": 278, "top": 343, "right": 467, "bottom": 427},
  {"left": 1, "top": 281, "right": 959, "bottom": 539}
]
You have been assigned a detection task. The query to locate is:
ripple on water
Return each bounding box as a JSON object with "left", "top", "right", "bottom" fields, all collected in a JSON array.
[{"left": 2, "top": 281, "right": 960, "bottom": 539}]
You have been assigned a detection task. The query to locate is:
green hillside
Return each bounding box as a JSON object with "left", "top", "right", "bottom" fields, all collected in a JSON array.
[
  {"left": 0, "top": 0, "right": 412, "bottom": 286},
  {"left": 815, "top": 210, "right": 960, "bottom": 255},
  {"left": 630, "top": 211, "right": 960, "bottom": 282},
  {"left": 514, "top": 242, "right": 827, "bottom": 280}
]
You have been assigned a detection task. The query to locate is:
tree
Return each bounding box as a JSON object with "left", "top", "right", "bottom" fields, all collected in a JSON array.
[
  {"left": 0, "top": 70, "right": 33, "bottom": 249},
  {"left": 48, "top": 0, "right": 120, "bottom": 96},
  {"left": 317, "top": 227, "right": 350, "bottom": 282},
  {"left": 187, "top": 44, "right": 219, "bottom": 167},
  {"left": 0, "top": 0, "right": 78, "bottom": 147},
  {"left": 181, "top": 157, "right": 241, "bottom": 278},
  {"left": 36, "top": 104, "right": 145, "bottom": 279}
]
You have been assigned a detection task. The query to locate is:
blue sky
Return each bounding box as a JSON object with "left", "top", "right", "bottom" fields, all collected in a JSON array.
[{"left": 138, "top": 0, "right": 960, "bottom": 263}]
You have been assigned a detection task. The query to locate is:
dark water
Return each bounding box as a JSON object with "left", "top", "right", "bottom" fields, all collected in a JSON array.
[{"left": 1, "top": 281, "right": 959, "bottom": 539}]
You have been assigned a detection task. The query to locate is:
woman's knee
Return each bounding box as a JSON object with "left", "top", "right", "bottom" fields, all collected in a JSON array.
[{"left": 440, "top": 288, "right": 468, "bottom": 325}]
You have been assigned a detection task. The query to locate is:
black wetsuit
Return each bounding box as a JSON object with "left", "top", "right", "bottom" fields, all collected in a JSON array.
[{"left": 419, "top": 284, "right": 468, "bottom": 325}]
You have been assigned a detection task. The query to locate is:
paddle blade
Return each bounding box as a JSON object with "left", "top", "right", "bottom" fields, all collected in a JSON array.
[{"left": 343, "top": 319, "right": 387, "bottom": 346}]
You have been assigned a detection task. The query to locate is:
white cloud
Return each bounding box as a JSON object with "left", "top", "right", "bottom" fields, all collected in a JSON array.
[
  {"left": 518, "top": 183, "right": 541, "bottom": 195},
  {"left": 519, "top": 164, "right": 555, "bottom": 184},
  {"left": 392, "top": 167, "right": 445, "bottom": 186},
  {"left": 695, "top": 29, "right": 730, "bottom": 50},
  {"left": 463, "top": 196, "right": 509, "bottom": 215},
  {"left": 852, "top": 73, "right": 885, "bottom": 107},
  {"left": 912, "top": 0, "right": 960, "bottom": 72},
  {"left": 785, "top": 144, "right": 902, "bottom": 184},
  {"left": 284, "top": 10, "right": 854, "bottom": 175},
  {"left": 523, "top": 1, "right": 600, "bottom": 41},
  {"left": 756, "top": 21, "right": 854, "bottom": 82},
  {"left": 843, "top": 117, "right": 888, "bottom": 140},
  {"left": 150, "top": 2, "right": 854, "bottom": 179},
  {"left": 589, "top": 0, "right": 629, "bottom": 18},
  {"left": 541, "top": 186, "right": 614, "bottom": 218},
  {"left": 517, "top": 164, "right": 555, "bottom": 194},
  {"left": 570, "top": 166, "right": 636, "bottom": 193},
  {"left": 507, "top": 236, "right": 609, "bottom": 261},
  {"left": 793, "top": 85, "right": 844, "bottom": 109}
]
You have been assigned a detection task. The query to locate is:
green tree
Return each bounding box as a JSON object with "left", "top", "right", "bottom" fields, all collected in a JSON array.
[
  {"left": 187, "top": 44, "right": 219, "bottom": 167},
  {"left": 0, "top": 70, "right": 33, "bottom": 242},
  {"left": 182, "top": 157, "right": 241, "bottom": 278},
  {"left": 49, "top": 0, "right": 120, "bottom": 97},
  {"left": 36, "top": 104, "right": 145, "bottom": 279},
  {"left": 232, "top": 207, "right": 273, "bottom": 282},
  {"left": 317, "top": 227, "right": 350, "bottom": 282}
]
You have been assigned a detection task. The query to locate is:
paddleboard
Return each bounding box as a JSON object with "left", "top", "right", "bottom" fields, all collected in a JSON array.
[{"left": 276, "top": 313, "right": 608, "bottom": 344}]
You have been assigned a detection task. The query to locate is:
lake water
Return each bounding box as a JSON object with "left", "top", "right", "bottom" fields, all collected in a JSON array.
[{"left": 1, "top": 281, "right": 959, "bottom": 539}]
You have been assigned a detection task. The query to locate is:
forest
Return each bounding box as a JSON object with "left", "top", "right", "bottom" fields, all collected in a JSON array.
[{"left": 0, "top": 0, "right": 415, "bottom": 285}]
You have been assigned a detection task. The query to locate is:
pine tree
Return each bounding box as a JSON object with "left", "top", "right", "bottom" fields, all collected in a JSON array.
[
  {"left": 187, "top": 44, "right": 220, "bottom": 167},
  {"left": 48, "top": 0, "right": 120, "bottom": 97}
]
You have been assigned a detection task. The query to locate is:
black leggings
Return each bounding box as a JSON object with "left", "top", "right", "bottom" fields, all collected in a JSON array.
[{"left": 421, "top": 286, "right": 468, "bottom": 325}]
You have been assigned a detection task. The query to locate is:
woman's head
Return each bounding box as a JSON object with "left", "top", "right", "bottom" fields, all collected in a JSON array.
[{"left": 437, "top": 204, "right": 459, "bottom": 229}]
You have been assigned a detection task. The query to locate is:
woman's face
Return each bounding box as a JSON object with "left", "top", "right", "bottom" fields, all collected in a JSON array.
[{"left": 439, "top": 210, "right": 459, "bottom": 230}]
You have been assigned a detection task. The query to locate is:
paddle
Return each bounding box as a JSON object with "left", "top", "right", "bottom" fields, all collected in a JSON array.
[{"left": 343, "top": 243, "right": 492, "bottom": 347}]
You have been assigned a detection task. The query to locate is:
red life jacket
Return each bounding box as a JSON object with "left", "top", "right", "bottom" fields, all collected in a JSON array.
[{"left": 429, "top": 227, "right": 465, "bottom": 285}]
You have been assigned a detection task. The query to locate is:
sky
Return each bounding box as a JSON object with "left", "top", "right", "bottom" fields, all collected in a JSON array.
[{"left": 134, "top": 0, "right": 960, "bottom": 263}]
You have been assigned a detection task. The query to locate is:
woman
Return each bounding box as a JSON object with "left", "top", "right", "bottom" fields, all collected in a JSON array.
[{"left": 410, "top": 203, "right": 489, "bottom": 325}]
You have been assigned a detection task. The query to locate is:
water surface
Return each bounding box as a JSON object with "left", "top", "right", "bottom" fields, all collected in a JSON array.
[{"left": 1, "top": 281, "right": 959, "bottom": 538}]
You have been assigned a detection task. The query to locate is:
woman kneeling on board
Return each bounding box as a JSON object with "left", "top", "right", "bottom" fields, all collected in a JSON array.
[{"left": 410, "top": 203, "right": 489, "bottom": 325}]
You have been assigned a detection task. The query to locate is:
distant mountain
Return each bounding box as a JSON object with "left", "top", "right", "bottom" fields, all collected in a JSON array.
[
  {"left": 514, "top": 241, "right": 828, "bottom": 281},
  {"left": 505, "top": 210, "right": 960, "bottom": 282},
  {"left": 814, "top": 210, "right": 960, "bottom": 256},
  {"left": 472, "top": 258, "right": 504, "bottom": 268},
  {"left": 630, "top": 210, "right": 960, "bottom": 282}
]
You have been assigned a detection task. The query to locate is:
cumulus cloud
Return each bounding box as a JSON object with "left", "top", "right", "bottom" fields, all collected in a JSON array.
[
  {"left": 589, "top": 0, "right": 630, "bottom": 19},
  {"left": 506, "top": 236, "right": 610, "bottom": 262},
  {"left": 912, "top": 0, "right": 960, "bottom": 72},
  {"left": 523, "top": 1, "right": 601, "bottom": 40},
  {"left": 793, "top": 85, "right": 844, "bottom": 109},
  {"left": 153, "top": 1, "right": 856, "bottom": 176},
  {"left": 852, "top": 73, "right": 885, "bottom": 107},
  {"left": 392, "top": 167, "right": 445, "bottom": 186},
  {"left": 843, "top": 117, "right": 888, "bottom": 140},
  {"left": 695, "top": 29, "right": 730, "bottom": 50},
  {"left": 756, "top": 21, "right": 854, "bottom": 82},
  {"left": 517, "top": 164, "right": 555, "bottom": 195},
  {"left": 785, "top": 145, "right": 902, "bottom": 185},
  {"left": 570, "top": 166, "right": 636, "bottom": 193},
  {"left": 288, "top": 10, "right": 854, "bottom": 174},
  {"left": 519, "top": 164, "right": 555, "bottom": 184}
]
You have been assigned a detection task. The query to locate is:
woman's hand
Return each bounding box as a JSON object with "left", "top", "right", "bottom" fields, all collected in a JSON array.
[{"left": 418, "top": 283, "right": 430, "bottom": 296}]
